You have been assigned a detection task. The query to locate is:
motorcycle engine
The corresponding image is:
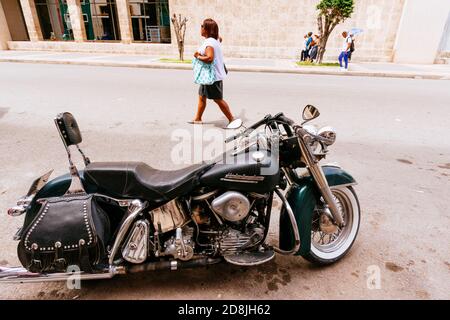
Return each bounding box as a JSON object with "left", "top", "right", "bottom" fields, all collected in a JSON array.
[
  {"left": 122, "top": 190, "right": 268, "bottom": 264},
  {"left": 211, "top": 191, "right": 251, "bottom": 222},
  {"left": 190, "top": 189, "right": 269, "bottom": 255},
  {"left": 217, "top": 224, "right": 265, "bottom": 255}
]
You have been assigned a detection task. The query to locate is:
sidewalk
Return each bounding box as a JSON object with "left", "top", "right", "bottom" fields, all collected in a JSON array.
[{"left": 1, "top": 50, "right": 450, "bottom": 80}]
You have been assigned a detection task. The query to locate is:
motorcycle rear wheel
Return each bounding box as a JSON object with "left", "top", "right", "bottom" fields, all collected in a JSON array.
[{"left": 303, "top": 186, "right": 360, "bottom": 265}]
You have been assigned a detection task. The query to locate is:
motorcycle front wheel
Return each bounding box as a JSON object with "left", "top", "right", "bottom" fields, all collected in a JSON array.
[{"left": 303, "top": 186, "right": 361, "bottom": 265}]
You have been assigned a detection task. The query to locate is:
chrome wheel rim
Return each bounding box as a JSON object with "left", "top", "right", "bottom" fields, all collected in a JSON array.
[{"left": 310, "top": 187, "right": 359, "bottom": 260}]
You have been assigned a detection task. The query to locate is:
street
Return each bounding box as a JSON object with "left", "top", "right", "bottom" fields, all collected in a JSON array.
[{"left": 0, "top": 62, "right": 449, "bottom": 299}]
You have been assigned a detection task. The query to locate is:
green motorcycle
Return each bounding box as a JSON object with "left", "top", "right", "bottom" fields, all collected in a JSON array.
[{"left": 1, "top": 105, "right": 360, "bottom": 283}]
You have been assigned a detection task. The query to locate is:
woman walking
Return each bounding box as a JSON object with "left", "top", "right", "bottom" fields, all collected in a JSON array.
[{"left": 190, "top": 18, "right": 242, "bottom": 129}]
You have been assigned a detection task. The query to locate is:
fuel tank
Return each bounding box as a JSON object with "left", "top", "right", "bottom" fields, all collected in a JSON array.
[{"left": 200, "top": 147, "right": 280, "bottom": 193}]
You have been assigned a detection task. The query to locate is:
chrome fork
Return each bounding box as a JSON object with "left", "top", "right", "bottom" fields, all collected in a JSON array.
[{"left": 296, "top": 128, "right": 345, "bottom": 227}]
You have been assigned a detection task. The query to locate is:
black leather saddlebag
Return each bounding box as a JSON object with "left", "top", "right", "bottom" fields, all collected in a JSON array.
[{"left": 18, "top": 194, "right": 110, "bottom": 273}]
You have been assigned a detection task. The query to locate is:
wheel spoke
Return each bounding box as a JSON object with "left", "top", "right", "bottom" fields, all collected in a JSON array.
[
  {"left": 330, "top": 233, "right": 337, "bottom": 242},
  {"left": 319, "top": 232, "right": 326, "bottom": 245}
]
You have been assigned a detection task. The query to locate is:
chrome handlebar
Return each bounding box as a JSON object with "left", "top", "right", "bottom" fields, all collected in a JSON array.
[{"left": 225, "top": 113, "right": 332, "bottom": 158}]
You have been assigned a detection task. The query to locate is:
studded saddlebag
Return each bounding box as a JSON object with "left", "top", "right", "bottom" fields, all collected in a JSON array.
[{"left": 18, "top": 194, "right": 110, "bottom": 273}]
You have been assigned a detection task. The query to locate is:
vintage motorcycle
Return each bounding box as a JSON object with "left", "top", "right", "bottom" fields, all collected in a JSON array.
[{"left": 0, "top": 105, "right": 360, "bottom": 283}]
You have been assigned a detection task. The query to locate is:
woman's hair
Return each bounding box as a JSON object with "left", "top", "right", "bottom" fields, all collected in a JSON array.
[{"left": 202, "top": 18, "right": 219, "bottom": 40}]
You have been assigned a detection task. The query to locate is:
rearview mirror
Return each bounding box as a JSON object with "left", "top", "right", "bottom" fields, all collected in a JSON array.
[{"left": 302, "top": 105, "right": 320, "bottom": 122}]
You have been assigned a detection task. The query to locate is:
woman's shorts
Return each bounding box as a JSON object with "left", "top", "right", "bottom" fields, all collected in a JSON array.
[{"left": 199, "top": 80, "right": 223, "bottom": 100}]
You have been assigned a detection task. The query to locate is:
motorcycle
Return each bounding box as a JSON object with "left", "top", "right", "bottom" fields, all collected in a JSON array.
[{"left": 0, "top": 105, "right": 360, "bottom": 283}]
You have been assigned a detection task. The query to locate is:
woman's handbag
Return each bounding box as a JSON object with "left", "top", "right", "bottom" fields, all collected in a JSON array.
[{"left": 193, "top": 58, "right": 216, "bottom": 85}]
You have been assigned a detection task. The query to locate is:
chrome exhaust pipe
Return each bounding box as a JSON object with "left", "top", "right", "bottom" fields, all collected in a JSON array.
[
  {"left": 127, "top": 257, "right": 223, "bottom": 273},
  {"left": 0, "top": 265, "right": 125, "bottom": 284},
  {"left": 0, "top": 257, "right": 222, "bottom": 283}
]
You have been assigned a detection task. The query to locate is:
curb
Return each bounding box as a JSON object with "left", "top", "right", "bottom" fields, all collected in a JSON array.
[{"left": 0, "top": 58, "right": 448, "bottom": 80}]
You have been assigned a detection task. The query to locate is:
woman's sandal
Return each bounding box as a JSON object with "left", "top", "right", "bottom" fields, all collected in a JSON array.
[{"left": 188, "top": 120, "right": 204, "bottom": 125}]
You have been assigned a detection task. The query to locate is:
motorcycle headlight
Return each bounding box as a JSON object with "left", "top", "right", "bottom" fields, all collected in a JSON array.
[
  {"left": 318, "top": 126, "right": 337, "bottom": 146},
  {"left": 303, "top": 125, "right": 320, "bottom": 151},
  {"left": 303, "top": 125, "right": 318, "bottom": 136}
]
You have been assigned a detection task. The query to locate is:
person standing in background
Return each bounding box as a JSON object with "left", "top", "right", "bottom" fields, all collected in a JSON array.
[{"left": 338, "top": 31, "right": 353, "bottom": 71}]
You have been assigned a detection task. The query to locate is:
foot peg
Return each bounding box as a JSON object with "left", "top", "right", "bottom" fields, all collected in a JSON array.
[{"left": 224, "top": 249, "right": 275, "bottom": 266}]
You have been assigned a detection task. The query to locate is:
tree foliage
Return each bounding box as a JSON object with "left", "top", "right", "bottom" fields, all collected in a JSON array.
[
  {"left": 317, "top": 0, "right": 354, "bottom": 19},
  {"left": 316, "top": 0, "right": 354, "bottom": 63}
]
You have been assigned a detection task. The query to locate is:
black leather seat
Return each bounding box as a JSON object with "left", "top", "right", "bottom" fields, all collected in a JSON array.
[{"left": 84, "top": 162, "right": 212, "bottom": 205}]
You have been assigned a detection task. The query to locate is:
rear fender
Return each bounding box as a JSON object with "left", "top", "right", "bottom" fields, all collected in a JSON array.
[
  {"left": 279, "top": 165, "right": 357, "bottom": 256},
  {"left": 20, "top": 171, "right": 97, "bottom": 235}
]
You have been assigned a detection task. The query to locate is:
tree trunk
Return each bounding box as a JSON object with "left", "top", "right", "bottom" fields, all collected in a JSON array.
[
  {"left": 178, "top": 43, "right": 184, "bottom": 61},
  {"left": 171, "top": 14, "right": 187, "bottom": 61},
  {"left": 317, "top": 35, "right": 329, "bottom": 64},
  {"left": 316, "top": 14, "right": 339, "bottom": 64}
]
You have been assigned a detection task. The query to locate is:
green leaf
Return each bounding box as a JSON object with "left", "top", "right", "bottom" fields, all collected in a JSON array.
[{"left": 317, "top": 0, "right": 354, "bottom": 20}]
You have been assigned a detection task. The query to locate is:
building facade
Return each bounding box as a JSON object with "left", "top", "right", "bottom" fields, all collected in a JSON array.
[{"left": 1, "top": 0, "right": 449, "bottom": 64}]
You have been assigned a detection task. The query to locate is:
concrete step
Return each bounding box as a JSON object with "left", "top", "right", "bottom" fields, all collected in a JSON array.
[
  {"left": 435, "top": 57, "right": 450, "bottom": 64},
  {"left": 435, "top": 51, "right": 450, "bottom": 64}
]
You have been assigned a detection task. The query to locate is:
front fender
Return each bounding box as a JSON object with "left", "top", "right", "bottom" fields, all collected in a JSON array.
[{"left": 279, "top": 165, "right": 357, "bottom": 256}]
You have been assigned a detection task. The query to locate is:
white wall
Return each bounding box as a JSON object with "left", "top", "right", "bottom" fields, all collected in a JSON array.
[
  {"left": 0, "top": 0, "right": 12, "bottom": 50},
  {"left": 393, "top": 0, "right": 450, "bottom": 64},
  {"left": 438, "top": 11, "right": 450, "bottom": 52}
]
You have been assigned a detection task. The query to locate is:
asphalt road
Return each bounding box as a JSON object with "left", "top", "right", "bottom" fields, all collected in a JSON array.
[{"left": 0, "top": 62, "right": 449, "bottom": 300}]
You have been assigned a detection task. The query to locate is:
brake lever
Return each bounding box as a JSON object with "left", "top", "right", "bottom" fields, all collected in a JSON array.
[
  {"left": 225, "top": 128, "right": 248, "bottom": 144},
  {"left": 225, "top": 114, "right": 272, "bottom": 143}
]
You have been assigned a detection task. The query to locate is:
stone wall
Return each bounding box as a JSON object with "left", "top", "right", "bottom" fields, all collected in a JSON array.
[
  {"left": 169, "top": 0, "right": 405, "bottom": 62},
  {"left": 2, "top": 0, "right": 418, "bottom": 63}
]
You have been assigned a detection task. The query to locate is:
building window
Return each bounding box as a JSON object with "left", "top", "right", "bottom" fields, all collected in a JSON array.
[
  {"left": 82, "top": 0, "right": 121, "bottom": 41},
  {"left": 34, "top": 0, "right": 73, "bottom": 40},
  {"left": 129, "top": 0, "right": 171, "bottom": 43}
]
